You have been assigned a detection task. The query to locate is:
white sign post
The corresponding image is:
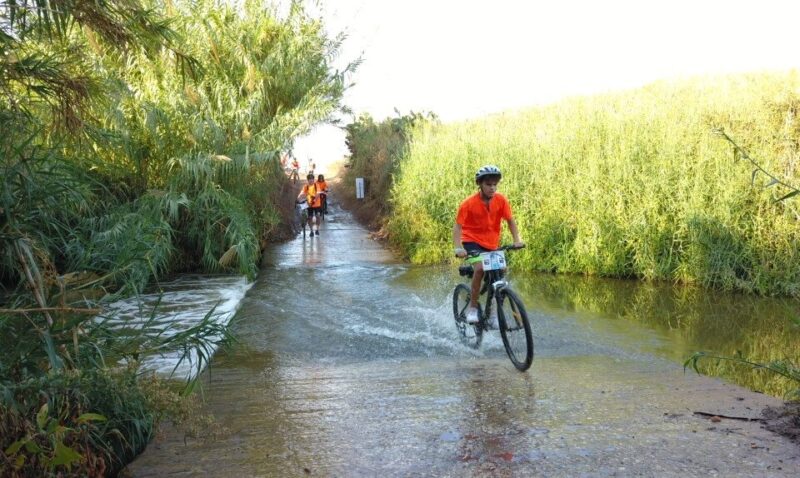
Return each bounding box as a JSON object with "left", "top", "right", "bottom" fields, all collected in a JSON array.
[{"left": 355, "top": 177, "right": 365, "bottom": 199}]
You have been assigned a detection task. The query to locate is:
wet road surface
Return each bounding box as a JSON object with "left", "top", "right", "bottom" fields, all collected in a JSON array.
[{"left": 127, "top": 204, "right": 800, "bottom": 477}]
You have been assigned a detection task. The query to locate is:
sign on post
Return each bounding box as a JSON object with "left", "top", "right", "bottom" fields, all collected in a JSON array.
[{"left": 355, "top": 177, "right": 365, "bottom": 199}]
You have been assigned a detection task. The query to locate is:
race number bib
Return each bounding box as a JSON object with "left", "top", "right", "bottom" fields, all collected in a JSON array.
[
  {"left": 480, "top": 251, "right": 506, "bottom": 271},
  {"left": 298, "top": 202, "right": 309, "bottom": 211}
]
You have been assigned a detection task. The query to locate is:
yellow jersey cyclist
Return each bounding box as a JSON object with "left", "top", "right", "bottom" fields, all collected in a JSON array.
[
  {"left": 297, "top": 173, "right": 323, "bottom": 236},
  {"left": 453, "top": 165, "right": 524, "bottom": 324},
  {"left": 316, "top": 174, "right": 329, "bottom": 215}
]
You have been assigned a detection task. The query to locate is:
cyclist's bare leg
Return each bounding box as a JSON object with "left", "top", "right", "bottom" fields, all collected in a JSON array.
[{"left": 470, "top": 262, "right": 484, "bottom": 308}]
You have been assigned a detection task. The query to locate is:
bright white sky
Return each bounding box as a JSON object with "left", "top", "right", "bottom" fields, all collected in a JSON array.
[{"left": 294, "top": 0, "right": 800, "bottom": 172}]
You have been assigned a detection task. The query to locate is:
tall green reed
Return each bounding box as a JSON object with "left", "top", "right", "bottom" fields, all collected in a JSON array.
[{"left": 389, "top": 71, "right": 800, "bottom": 297}]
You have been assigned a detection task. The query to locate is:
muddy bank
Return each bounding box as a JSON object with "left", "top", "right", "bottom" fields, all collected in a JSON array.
[{"left": 763, "top": 402, "right": 800, "bottom": 444}]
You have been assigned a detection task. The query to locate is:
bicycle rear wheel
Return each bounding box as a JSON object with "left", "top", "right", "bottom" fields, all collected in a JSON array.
[
  {"left": 452, "top": 284, "right": 482, "bottom": 349},
  {"left": 497, "top": 288, "right": 533, "bottom": 371}
]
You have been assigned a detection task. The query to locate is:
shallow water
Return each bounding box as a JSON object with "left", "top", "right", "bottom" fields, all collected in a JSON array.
[
  {"left": 127, "top": 204, "right": 800, "bottom": 476},
  {"left": 243, "top": 229, "right": 800, "bottom": 397},
  {"left": 512, "top": 274, "right": 800, "bottom": 396},
  {"left": 102, "top": 275, "right": 252, "bottom": 379}
]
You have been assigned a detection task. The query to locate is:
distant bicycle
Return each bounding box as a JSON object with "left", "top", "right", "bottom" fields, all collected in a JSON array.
[
  {"left": 319, "top": 190, "right": 328, "bottom": 222},
  {"left": 296, "top": 199, "right": 309, "bottom": 237},
  {"left": 452, "top": 245, "right": 533, "bottom": 371}
]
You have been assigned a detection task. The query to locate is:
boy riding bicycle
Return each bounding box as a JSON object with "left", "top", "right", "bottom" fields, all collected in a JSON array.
[
  {"left": 298, "top": 173, "right": 323, "bottom": 236},
  {"left": 453, "top": 165, "right": 524, "bottom": 324},
  {"left": 316, "top": 174, "right": 329, "bottom": 215}
]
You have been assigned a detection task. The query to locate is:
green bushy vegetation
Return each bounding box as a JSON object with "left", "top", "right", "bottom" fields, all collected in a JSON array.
[
  {"left": 341, "top": 111, "right": 436, "bottom": 227},
  {"left": 1, "top": 0, "right": 352, "bottom": 474},
  {"left": 389, "top": 72, "right": 800, "bottom": 297}
]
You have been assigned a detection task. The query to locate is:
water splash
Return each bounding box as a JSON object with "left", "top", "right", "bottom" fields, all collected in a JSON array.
[{"left": 102, "top": 275, "right": 253, "bottom": 380}]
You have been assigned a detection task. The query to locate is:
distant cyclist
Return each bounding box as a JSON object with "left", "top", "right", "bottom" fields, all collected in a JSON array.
[
  {"left": 316, "top": 174, "right": 329, "bottom": 215},
  {"left": 297, "top": 173, "right": 323, "bottom": 236},
  {"left": 290, "top": 158, "right": 300, "bottom": 183},
  {"left": 452, "top": 165, "right": 524, "bottom": 324}
]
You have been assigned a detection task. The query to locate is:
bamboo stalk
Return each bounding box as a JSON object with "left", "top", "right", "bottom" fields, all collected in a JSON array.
[{"left": 15, "top": 241, "right": 54, "bottom": 326}]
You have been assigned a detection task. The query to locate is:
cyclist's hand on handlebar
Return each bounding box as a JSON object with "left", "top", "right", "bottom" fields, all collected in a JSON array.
[
  {"left": 454, "top": 247, "right": 467, "bottom": 258},
  {"left": 513, "top": 241, "right": 525, "bottom": 249}
]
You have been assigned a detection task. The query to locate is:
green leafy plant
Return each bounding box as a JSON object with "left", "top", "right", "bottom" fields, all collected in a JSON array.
[
  {"left": 3, "top": 403, "right": 105, "bottom": 474},
  {"left": 685, "top": 351, "right": 800, "bottom": 400},
  {"left": 714, "top": 128, "right": 800, "bottom": 203}
]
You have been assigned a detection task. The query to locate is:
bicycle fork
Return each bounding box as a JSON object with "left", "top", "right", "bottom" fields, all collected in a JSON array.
[
  {"left": 494, "top": 280, "right": 525, "bottom": 330},
  {"left": 492, "top": 279, "right": 508, "bottom": 292}
]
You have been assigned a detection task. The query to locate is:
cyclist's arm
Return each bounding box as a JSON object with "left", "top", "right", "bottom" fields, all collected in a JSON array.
[
  {"left": 452, "top": 223, "right": 467, "bottom": 257},
  {"left": 506, "top": 218, "right": 524, "bottom": 248}
]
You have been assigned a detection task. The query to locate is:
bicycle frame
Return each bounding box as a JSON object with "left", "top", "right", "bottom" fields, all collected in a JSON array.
[
  {"left": 458, "top": 247, "right": 515, "bottom": 328},
  {"left": 319, "top": 192, "right": 328, "bottom": 221},
  {"left": 482, "top": 268, "right": 506, "bottom": 325},
  {"left": 296, "top": 201, "right": 309, "bottom": 236}
]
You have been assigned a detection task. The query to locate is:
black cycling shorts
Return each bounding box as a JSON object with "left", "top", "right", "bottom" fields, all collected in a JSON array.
[
  {"left": 462, "top": 241, "right": 491, "bottom": 255},
  {"left": 307, "top": 207, "right": 322, "bottom": 217}
]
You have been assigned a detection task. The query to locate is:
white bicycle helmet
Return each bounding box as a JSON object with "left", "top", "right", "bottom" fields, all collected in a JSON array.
[{"left": 475, "top": 164, "right": 502, "bottom": 183}]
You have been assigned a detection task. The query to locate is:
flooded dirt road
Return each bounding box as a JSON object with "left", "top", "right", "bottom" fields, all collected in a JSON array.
[{"left": 127, "top": 205, "right": 800, "bottom": 476}]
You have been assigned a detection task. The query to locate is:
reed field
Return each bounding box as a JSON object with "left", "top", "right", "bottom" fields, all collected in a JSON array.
[{"left": 389, "top": 71, "right": 800, "bottom": 297}]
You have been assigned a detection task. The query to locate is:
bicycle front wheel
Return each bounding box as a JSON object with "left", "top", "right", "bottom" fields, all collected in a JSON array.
[
  {"left": 497, "top": 288, "right": 533, "bottom": 371},
  {"left": 452, "top": 284, "right": 482, "bottom": 349}
]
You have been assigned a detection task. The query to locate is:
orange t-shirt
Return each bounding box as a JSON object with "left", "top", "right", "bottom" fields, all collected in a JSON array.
[
  {"left": 315, "top": 180, "right": 328, "bottom": 193},
  {"left": 302, "top": 183, "right": 322, "bottom": 208},
  {"left": 456, "top": 192, "right": 513, "bottom": 250}
]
